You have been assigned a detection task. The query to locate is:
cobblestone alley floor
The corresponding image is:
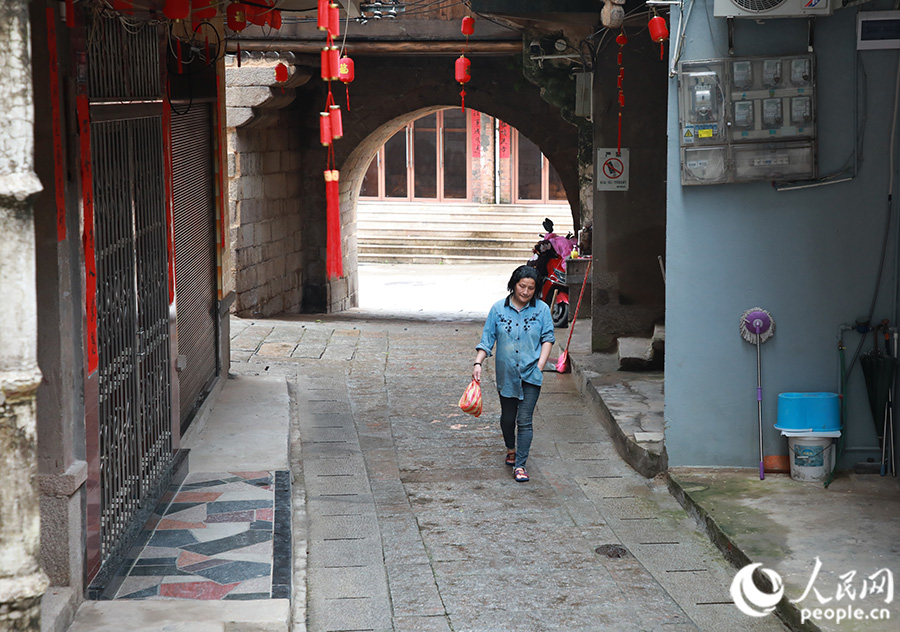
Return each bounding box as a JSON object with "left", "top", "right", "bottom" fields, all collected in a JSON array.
[{"left": 229, "top": 314, "right": 787, "bottom": 632}]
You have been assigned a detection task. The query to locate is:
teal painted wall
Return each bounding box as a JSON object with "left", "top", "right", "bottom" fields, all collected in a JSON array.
[{"left": 665, "top": 2, "right": 899, "bottom": 468}]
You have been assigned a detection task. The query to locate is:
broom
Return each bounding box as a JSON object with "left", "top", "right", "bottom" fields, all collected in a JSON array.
[{"left": 555, "top": 259, "right": 591, "bottom": 373}]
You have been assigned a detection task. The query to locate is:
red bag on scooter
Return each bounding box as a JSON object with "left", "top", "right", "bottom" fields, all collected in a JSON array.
[{"left": 458, "top": 379, "right": 482, "bottom": 417}]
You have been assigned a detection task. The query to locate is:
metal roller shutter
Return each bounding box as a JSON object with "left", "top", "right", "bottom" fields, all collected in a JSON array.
[{"left": 171, "top": 104, "right": 219, "bottom": 431}]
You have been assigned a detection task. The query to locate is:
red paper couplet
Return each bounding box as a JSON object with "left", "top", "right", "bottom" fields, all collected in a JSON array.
[{"left": 77, "top": 94, "right": 98, "bottom": 374}]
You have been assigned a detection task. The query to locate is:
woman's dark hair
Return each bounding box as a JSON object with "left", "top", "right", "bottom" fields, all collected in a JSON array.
[{"left": 507, "top": 265, "right": 539, "bottom": 293}]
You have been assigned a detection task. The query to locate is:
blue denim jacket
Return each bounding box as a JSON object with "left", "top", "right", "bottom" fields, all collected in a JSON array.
[{"left": 476, "top": 296, "right": 555, "bottom": 399}]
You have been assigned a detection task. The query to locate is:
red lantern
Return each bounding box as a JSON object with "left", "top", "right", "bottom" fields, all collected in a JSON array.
[
  {"left": 226, "top": 2, "right": 247, "bottom": 32},
  {"left": 455, "top": 55, "right": 471, "bottom": 85},
  {"left": 648, "top": 15, "right": 668, "bottom": 42},
  {"left": 275, "top": 63, "right": 288, "bottom": 83},
  {"left": 320, "top": 111, "right": 332, "bottom": 146},
  {"left": 191, "top": 0, "right": 216, "bottom": 21},
  {"left": 329, "top": 104, "right": 343, "bottom": 140},
  {"left": 247, "top": 1, "right": 267, "bottom": 26},
  {"left": 329, "top": 2, "right": 341, "bottom": 38},
  {"left": 339, "top": 56, "right": 355, "bottom": 84},
  {"left": 648, "top": 15, "right": 668, "bottom": 60},
  {"left": 270, "top": 9, "right": 282, "bottom": 29},
  {"left": 455, "top": 55, "right": 471, "bottom": 112},
  {"left": 461, "top": 16, "right": 474, "bottom": 36},
  {"left": 164, "top": 0, "right": 190, "bottom": 20},
  {"left": 339, "top": 55, "right": 354, "bottom": 109},
  {"left": 317, "top": 0, "right": 329, "bottom": 31}
]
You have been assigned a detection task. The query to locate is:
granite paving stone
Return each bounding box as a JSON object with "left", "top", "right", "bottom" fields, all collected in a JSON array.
[{"left": 232, "top": 314, "right": 788, "bottom": 631}]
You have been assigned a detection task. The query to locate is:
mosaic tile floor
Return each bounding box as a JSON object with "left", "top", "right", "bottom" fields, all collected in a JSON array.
[{"left": 113, "top": 471, "right": 291, "bottom": 600}]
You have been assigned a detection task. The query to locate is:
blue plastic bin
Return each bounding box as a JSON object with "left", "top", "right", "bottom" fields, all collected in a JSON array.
[{"left": 775, "top": 392, "right": 841, "bottom": 433}]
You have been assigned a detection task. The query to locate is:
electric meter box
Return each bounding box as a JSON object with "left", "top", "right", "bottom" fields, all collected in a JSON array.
[
  {"left": 678, "top": 54, "right": 817, "bottom": 185},
  {"left": 678, "top": 61, "right": 727, "bottom": 146}
]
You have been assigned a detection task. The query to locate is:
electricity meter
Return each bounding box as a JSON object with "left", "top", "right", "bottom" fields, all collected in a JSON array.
[
  {"left": 678, "top": 61, "right": 726, "bottom": 145},
  {"left": 692, "top": 85, "right": 714, "bottom": 121},
  {"left": 791, "top": 96, "right": 812, "bottom": 125},
  {"left": 733, "top": 101, "right": 754, "bottom": 129},
  {"left": 763, "top": 60, "right": 782, "bottom": 89},
  {"left": 790, "top": 59, "right": 811, "bottom": 86},
  {"left": 762, "top": 98, "right": 783, "bottom": 128},
  {"left": 732, "top": 61, "right": 753, "bottom": 90}
]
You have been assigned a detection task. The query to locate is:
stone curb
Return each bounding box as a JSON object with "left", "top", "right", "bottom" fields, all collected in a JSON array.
[
  {"left": 566, "top": 351, "right": 668, "bottom": 478},
  {"left": 665, "top": 472, "right": 821, "bottom": 632}
]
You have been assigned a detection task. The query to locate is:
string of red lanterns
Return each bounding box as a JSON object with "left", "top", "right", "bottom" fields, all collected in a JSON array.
[
  {"left": 317, "top": 0, "right": 346, "bottom": 280},
  {"left": 615, "top": 31, "right": 627, "bottom": 156},
  {"left": 456, "top": 16, "right": 474, "bottom": 111}
]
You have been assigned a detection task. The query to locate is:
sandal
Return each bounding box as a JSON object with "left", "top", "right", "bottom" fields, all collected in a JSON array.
[
  {"left": 514, "top": 467, "right": 529, "bottom": 483},
  {"left": 505, "top": 450, "right": 516, "bottom": 467}
]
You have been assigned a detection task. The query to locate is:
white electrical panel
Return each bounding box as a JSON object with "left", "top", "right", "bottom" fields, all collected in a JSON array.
[
  {"left": 678, "top": 54, "right": 816, "bottom": 185},
  {"left": 733, "top": 142, "right": 816, "bottom": 181}
]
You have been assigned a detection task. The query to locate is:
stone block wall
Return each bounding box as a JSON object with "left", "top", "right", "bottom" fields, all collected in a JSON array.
[{"left": 229, "top": 114, "right": 305, "bottom": 317}]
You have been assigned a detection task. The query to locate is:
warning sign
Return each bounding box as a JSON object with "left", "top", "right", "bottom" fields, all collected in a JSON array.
[{"left": 596, "top": 148, "right": 629, "bottom": 191}]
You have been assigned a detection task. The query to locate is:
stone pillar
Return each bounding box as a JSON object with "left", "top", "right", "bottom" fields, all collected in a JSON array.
[{"left": 0, "top": 1, "right": 49, "bottom": 630}]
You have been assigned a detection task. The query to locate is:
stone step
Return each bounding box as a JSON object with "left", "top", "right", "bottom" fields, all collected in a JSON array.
[
  {"left": 617, "top": 333, "right": 665, "bottom": 372},
  {"left": 359, "top": 236, "right": 537, "bottom": 250},
  {"left": 359, "top": 243, "right": 530, "bottom": 259},
  {"left": 358, "top": 253, "right": 524, "bottom": 265},
  {"left": 357, "top": 202, "right": 576, "bottom": 263},
  {"left": 357, "top": 219, "right": 572, "bottom": 235},
  {"left": 66, "top": 600, "right": 290, "bottom": 632}
]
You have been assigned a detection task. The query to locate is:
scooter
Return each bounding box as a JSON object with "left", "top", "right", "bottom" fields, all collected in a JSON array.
[{"left": 528, "top": 219, "right": 577, "bottom": 328}]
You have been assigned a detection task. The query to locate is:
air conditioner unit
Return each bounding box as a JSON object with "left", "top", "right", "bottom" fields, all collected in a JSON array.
[{"left": 713, "top": 0, "right": 833, "bottom": 19}]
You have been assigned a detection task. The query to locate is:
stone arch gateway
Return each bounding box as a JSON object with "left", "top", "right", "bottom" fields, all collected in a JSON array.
[{"left": 228, "top": 53, "right": 585, "bottom": 316}]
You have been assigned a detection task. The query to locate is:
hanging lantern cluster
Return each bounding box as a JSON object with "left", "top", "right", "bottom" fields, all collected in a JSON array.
[
  {"left": 615, "top": 31, "right": 627, "bottom": 156},
  {"left": 456, "top": 16, "right": 475, "bottom": 111},
  {"left": 317, "top": 0, "right": 348, "bottom": 280},
  {"left": 648, "top": 13, "right": 669, "bottom": 61}
]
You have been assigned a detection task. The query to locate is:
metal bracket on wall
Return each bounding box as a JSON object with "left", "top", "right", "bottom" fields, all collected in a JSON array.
[
  {"left": 728, "top": 17, "right": 734, "bottom": 56},
  {"left": 808, "top": 16, "right": 815, "bottom": 53}
]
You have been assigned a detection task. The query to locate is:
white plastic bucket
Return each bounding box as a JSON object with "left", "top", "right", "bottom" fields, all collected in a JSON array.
[{"left": 787, "top": 436, "right": 834, "bottom": 482}]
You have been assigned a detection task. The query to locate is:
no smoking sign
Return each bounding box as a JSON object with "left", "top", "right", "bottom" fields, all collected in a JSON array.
[{"left": 596, "top": 148, "right": 629, "bottom": 191}]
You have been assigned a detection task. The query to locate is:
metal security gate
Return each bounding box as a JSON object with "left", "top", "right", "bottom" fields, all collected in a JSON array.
[
  {"left": 172, "top": 104, "right": 219, "bottom": 431},
  {"left": 85, "top": 14, "right": 173, "bottom": 580},
  {"left": 92, "top": 116, "right": 172, "bottom": 565}
]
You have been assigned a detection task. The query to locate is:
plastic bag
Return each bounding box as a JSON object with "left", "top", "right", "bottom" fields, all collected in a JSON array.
[{"left": 458, "top": 379, "right": 483, "bottom": 417}]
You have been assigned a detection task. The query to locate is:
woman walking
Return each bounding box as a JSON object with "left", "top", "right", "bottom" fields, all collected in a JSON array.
[{"left": 473, "top": 265, "right": 555, "bottom": 482}]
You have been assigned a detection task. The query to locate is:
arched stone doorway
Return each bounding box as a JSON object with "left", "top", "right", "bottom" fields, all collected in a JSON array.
[
  {"left": 298, "top": 54, "right": 586, "bottom": 314},
  {"left": 227, "top": 53, "right": 588, "bottom": 317}
]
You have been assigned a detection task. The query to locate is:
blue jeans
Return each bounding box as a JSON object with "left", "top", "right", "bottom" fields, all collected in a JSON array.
[{"left": 500, "top": 381, "right": 541, "bottom": 469}]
